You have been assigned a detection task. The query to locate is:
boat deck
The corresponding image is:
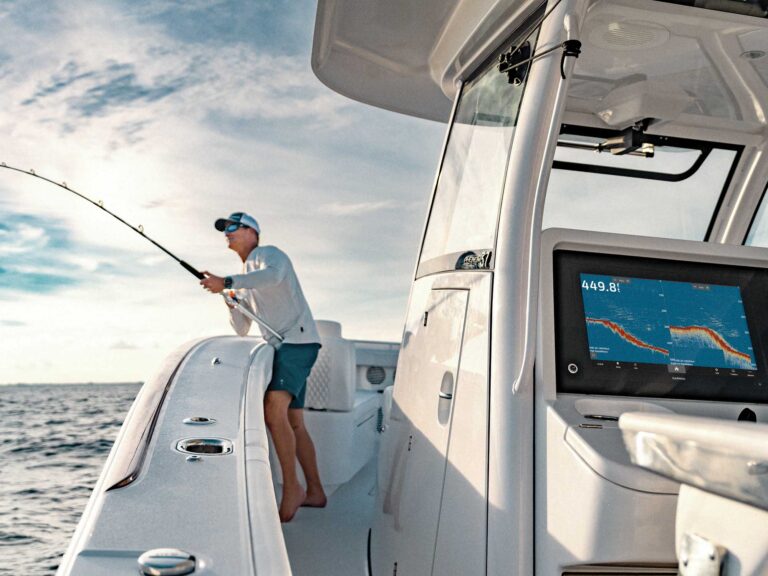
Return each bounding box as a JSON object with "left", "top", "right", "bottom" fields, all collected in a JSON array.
[{"left": 282, "top": 459, "right": 376, "bottom": 576}]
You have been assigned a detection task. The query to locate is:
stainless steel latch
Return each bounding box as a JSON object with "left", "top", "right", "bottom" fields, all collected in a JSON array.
[{"left": 679, "top": 532, "right": 726, "bottom": 576}]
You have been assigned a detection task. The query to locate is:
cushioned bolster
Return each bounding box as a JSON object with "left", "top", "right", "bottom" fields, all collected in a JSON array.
[{"left": 305, "top": 335, "right": 356, "bottom": 411}]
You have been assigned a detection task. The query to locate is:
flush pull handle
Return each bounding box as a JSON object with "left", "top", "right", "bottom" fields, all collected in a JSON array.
[
  {"left": 438, "top": 371, "right": 455, "bottom": 402},
  {"left": 438, "top": 372, "right": 455, "bottom": 426}
]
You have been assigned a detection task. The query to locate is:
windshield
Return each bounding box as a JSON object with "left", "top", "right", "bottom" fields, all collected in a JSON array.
[
  {"left": 417, "top": 25, "right": 540, "bottom": 276},
  {"left": 542, "top": 131, "right": 740, "bottom": 240},
  {"left": 745, "top": 187, "right": 768, "bottom": 247}
]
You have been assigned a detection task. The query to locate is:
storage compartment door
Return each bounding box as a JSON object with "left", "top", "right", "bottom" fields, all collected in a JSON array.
[{"left": 373, "top": 287, "right": 469, "bottom": 575}]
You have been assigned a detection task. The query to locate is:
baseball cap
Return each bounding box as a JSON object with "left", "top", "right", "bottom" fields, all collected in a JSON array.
[{"left": 214, "top": 212, "right": 261, "bottom": 234}]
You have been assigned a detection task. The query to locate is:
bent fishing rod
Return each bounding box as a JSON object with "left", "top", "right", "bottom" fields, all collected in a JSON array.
[
  {"left": 1, "top": 161, "right": 205, "bottom": 279},
  {"left": 0, "top": 162, "right": 284, "bottom": 344}
]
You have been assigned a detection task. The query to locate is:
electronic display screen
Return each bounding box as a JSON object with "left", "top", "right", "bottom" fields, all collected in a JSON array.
[
  {"left": 581, "top": 274, "right": 757, "bottom": 371},
  {"left": 555, "top": 251, "right": 768, "bottom": 403}
]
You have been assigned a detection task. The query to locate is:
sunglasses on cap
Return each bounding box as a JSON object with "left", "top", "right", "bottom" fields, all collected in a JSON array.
[{"left": 223, "top": 223, "right": 248, "bottom": 233}]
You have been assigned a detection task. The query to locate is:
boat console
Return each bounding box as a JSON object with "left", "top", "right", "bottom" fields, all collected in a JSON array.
[{"left": 536, "top": 229, "right": 768, "bottom": 575}]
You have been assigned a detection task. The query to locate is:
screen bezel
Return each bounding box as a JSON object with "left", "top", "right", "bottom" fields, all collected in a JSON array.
[{"left": 555, "top": 250, "right": 768, "bottom": 403}]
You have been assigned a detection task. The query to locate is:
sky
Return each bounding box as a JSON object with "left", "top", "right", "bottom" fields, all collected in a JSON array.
[{"left": 0, "top": 0, "right": 445, "bottom": 384}]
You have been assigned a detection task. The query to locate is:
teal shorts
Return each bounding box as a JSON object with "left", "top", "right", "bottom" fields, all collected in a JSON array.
[{"left": 268, "top": 343, "right": 321, "bottom": 409}]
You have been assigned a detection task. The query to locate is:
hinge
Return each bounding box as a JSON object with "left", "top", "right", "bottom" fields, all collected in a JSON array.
[{"left": 679, "top": 533, "right": 726, "bottom": 576}]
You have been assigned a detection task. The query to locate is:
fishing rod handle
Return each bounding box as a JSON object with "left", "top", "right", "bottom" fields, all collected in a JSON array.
[{"left": 180, "top": 260, "right": 205, "bottom": 279}]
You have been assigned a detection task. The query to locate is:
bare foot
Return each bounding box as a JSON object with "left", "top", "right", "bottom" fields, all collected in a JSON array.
[
  {"left": 302, "top": 486, "right": 327, "bottom": 508},
  {"left": 279, "top": 484, "right": 306, "bottom": 522}
]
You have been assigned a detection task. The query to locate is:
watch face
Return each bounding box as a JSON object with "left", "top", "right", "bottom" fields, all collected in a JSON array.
[{"left": 224, "top": 276, "right": 233, "bottom": 289}]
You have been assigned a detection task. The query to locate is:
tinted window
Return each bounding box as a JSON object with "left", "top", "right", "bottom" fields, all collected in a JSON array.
[
  {"left": 543, "top": 135, "right": 739, "bottom": 240},
  {"left": 745, "top": 187, "right": 768, "bottom": 247}
]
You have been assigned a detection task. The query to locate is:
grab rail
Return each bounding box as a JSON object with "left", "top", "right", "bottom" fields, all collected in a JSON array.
[{"left": 243, "top": 343, "right": 293, "bottom": 575}]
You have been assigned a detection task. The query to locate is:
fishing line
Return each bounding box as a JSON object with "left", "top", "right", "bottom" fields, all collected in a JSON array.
[
  {"left": 0, "top": 161, "right": 285, "bottom": 343},
  {"left": 0, "top": 161, "right": 205, "bottom": 279}
]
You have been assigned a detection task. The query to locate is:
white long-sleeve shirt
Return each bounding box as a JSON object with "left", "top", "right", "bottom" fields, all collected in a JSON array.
[{"left": 228, "top": 245, "right": 321, "bottom": 346}]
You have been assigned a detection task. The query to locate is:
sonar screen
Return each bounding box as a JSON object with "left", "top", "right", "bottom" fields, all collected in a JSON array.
[
  {"left": 580, "top": 274, "right": 757, "bottom": 371},
  {"left": 555, "top": 251, "right": 768, "bottom": 403}
]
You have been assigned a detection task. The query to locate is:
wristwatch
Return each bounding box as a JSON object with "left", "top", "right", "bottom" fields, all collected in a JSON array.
[{"left": 223, "top": 276, "right": 233, "bottom": 289}]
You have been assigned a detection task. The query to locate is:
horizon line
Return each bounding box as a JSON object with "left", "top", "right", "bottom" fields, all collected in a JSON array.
[{"left": 0, "top": 381, "right": 143, "bottom": 387}]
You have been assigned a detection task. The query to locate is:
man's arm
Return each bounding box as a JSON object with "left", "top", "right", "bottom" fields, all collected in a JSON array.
[
  {"left": 201, "top": 273, "right": 252, "bottom": 336},
  {"left": 229, "top": 249, "right": 288, "bottom": 290},
  {"left": 229, "top": 301, "right": 252, "bottom": 336}
]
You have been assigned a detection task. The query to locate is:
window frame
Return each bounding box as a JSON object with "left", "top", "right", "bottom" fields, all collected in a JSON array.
[
  {"left": 548, "top": 124, "right": 743, "bottom": 242},
  {"left": 743, "top": 182, "right": 768, "bottom": 246}
]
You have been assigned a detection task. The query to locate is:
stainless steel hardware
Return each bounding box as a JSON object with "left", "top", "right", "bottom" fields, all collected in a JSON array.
[
  {"left": 175, "top": 438, "right": 233, "bottom": 456},
  {"left": 438, "top": 371, "right": 455, "bottom": 426},
  {"left": 138, "top": 548, "right": 196, "bottom": 575},
  {"left": 679, "top": 533, "right": 725, "bottom": 576},
  {"left": 182, "top": 416, "right": 217, "bottom": 425},
  {"left": 584, "top": 414, "right": 619, "bottom": 421}
]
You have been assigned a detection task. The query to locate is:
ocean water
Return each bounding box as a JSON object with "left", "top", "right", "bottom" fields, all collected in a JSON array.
[{"left": 0, "top": 383, "right": 141, "bottom": 575}]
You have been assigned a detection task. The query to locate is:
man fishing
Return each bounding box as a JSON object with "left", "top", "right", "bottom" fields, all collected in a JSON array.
[{"left": 200, "top": 211, "right": 326, "bottom": 522}]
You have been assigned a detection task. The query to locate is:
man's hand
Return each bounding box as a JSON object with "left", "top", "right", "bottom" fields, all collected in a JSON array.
[{"left": 200, "top": 271, "right": 225, "bottom": 294}]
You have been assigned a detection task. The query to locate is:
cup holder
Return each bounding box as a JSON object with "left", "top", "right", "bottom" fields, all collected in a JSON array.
[{"left": 176, "top": 438, "right": 233, "bottom": 456}]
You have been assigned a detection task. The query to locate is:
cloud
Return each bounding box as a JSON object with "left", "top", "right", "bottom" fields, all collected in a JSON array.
[
  {"left": 194, "top": 51, "right": 352, "bottom": 128},
  {"left": 18, "top": 57, "right": 191, "bottom": 137},
  {"left": 142, "top": 198, "right": 174, "bottom": 209},
  {"left": 115, "top": 0, "right": 240, "bottom": 22},
  {"left": 62, "top": 255, "right": 119, "bottom": 273},
  {"left": 21, "top": 60, "right": 96, "bottom": 103},
  {"left": 1, "top": 1, "right": 352, "bottom": 149},
  {"left": 0, "top": 222, "right": 49, "bottom": 255},
  {"left": 0, "top": 208, "right": 155, "bottom": 294},
  {"left": 318, "top": 200, "right": 400, "bottom": 216},
  {"left": 0, "top": 0, "right": 445, "bottom": 384},
  {"left": 110, "top": 340, "right": 138, "bottom": 350},
  {"left": 136, "top": 254, "right": 170, "bottom": 267},
  {"left": 0, "top": 268, "right": 77, "bottom": 292},
  {"left": 0, "top": 319, "right": 25, "bottom": 327},
  {"left": 66, "top": 62, "right": 187, "bottom": 118}
]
